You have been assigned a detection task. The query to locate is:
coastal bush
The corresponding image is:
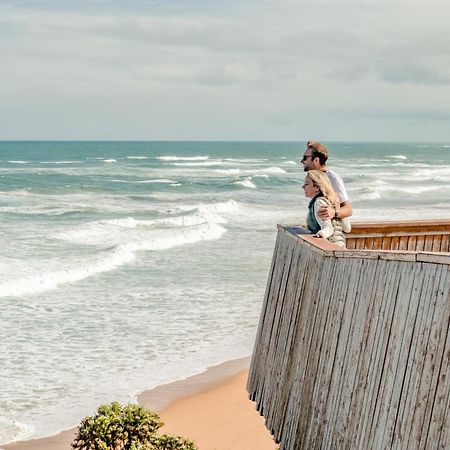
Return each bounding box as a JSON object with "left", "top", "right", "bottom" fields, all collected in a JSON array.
[
  {"left": 71, "top": 402, "right": 198, "bottom": 450},
  {"left": 148, "top": 434, "right": 198, "bottom": 450}
]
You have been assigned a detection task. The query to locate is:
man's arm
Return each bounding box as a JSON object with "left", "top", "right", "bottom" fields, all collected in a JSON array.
[{"left": 318, "top": 201, "right": 353, "bottom": 220}]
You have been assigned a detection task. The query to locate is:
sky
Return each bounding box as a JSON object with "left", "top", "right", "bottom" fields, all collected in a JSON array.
[{"left": 1, "top": 0, "right": 450, "bottom": 141}]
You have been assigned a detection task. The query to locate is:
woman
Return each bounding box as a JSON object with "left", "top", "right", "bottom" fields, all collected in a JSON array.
[{"left": 302, "top": 170, "right": 351, "bottom": 248}]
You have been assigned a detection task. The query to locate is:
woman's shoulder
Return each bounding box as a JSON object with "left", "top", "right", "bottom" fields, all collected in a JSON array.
[{"left": 315, "top": 197, "right": 329, "bottom": 207}]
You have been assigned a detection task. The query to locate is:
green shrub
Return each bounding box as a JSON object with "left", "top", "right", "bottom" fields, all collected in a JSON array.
[
  {"left": 148, "top": 435, "right": 198, "bottom": 450},
  {"left": 72, "top": 402, "right": 198, "bottom": 450},
  {"left": 72, "top": 402, "right": 163, "bottom": 450}
]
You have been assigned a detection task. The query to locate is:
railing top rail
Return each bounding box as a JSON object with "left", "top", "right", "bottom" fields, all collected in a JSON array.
[{"left": 348, "top": 219, "right": 450, "bottom": 236}]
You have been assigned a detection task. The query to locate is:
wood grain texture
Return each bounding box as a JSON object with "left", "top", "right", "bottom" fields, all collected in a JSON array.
[{"left": 248, "top": 225, "right": 450, "bottom": 450}]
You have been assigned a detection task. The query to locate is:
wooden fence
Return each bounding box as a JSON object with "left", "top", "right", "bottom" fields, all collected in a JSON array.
[
  {"left": 247, "top": 222, "right": 450, "bottom": 450},
  {"left": 346, "top": 220, "right": 450, "bottom": 253}
]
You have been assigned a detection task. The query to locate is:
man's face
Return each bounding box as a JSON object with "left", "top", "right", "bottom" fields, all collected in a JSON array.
[{"left": 300, "top": 149, "right": 316, "bottom": 172}]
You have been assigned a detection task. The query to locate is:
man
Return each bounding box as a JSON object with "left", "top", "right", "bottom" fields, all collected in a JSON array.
[{"left": 301, "top": 141, "right": 353, "bottom": 220}]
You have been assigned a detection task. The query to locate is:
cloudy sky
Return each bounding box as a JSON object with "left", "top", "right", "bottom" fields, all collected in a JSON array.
[{"left": 1, "top": 0, "right": 449, "bottom": 141}]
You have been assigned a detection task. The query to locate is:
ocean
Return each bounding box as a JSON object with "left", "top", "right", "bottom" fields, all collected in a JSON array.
[{"left": 0, "top": 141, "right": 449, "bottom": 444}]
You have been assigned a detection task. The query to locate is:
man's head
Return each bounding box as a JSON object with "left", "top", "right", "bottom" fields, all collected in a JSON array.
[{"left": 301, "top": 141, "right": 329, "bottom": 172}]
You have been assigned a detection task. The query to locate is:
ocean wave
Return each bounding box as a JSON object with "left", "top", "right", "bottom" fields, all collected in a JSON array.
[
  {"left": 173, "top": 161, "right": 223, "bottom": 167},
  {"left": 0, "top": 418, "right": 33, "bottom": 445},
  {"left": 39, "top": 161, "right": 80, "bottom": 164},
  {"left": 234, "top": 178, "right": 257, "bottom": 189},
  {"left": 262, "top": 166, "right": 287, "bottom": 174},
  {"left": 126, "top": 156, "right": 148, "bottom": 160},
  {"left": 53, "top": 200, "right": 237, "bottom": 245},
  {"left": 109, "top": 179, "right": 177, "bottom": 184},
  {"left": 216, "top": 168, "right": 242, "bottom": 175},
  {"left": 386, "top": 155, "right": 407, "bottom": 159},
  {"left": 157, "top": 156, "right": 209, "bottom": 161},
  {"left": 223, "top": 158, "right": 268, "bottom": 163},
  {"left": 215, "top": 166, "right": 286, "bottom": 175},
  {"left": 0, "top": 223, "right": 226, "bottom": 298},
  {"left": 8, "top": 161, "right": 28, "bottom": 164},
  {"left": 103, "top": 159, "right": 117, "bottom": 163}
]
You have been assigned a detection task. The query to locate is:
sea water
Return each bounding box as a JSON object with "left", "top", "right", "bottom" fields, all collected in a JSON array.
[{"left": 0, "top": 141, "right": 449, "bottom": 444}]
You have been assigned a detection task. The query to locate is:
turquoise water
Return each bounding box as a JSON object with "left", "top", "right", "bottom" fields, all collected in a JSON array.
[{"left": 0, "top": 141, "right": 449, "bottom": 443}]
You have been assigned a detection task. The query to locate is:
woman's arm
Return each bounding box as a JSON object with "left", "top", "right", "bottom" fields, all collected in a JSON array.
[{"left": 314, "top": 198, "right": 334, "bottom": 239}]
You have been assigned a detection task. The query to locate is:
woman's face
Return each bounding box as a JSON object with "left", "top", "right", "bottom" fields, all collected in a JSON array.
[{"left": 302, "top": 178, "right": 320, "bottom": 198}]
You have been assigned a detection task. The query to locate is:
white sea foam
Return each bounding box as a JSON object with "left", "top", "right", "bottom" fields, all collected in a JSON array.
[
  {"left": 157, "top": 156, "right": 209, "bottom": 161},
  {"left": 39, "top": 161, "right": 80, "bottom": 164},
  {"left": 103, "top": 159, "right": 117, "bottom": 163},
  {"left": 387, "top": 155, "right": 407, "bottom": 159},
  {"left": 8, "top": 161, "right": 28, "bottom": 164},
  {"left": 138, "top": 179, "right": 176, "bottom": 184},
  {"left": 173, "top": 161, "right": 224, "bottom": 167},
  {"left": 284, "top": 160, "right": 297, "bottom": 165},
  {"left": 223, "top": 158, "right": 268, "bottom": 163},
  {"left": 216, "top": 166, "right": 286, "bottom": 175},
  {"left": 126, "top": 156, "right": 148, "bottom": 159},
  {"left": 0, "top": 223, "right": 226, "bottom": 298},
  {"left": 0, "top": 419, "right": 33, "bottom": 446},
  {"left": 216, "top": 168, "right": 242, "bottom": 175},
  {"left": 109, "top": 179, "right": 177, "bottom": 184},
  {"left": 262, "top": 166, "right": 287, "bottom": 174},
  {"left": 234, "top": 178, "right": 256, "bottom": 189}
]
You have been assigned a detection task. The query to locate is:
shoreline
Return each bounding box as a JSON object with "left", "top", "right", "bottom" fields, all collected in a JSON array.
[{"left": 1, "top": 355, "right": 276, "bottom": 450}]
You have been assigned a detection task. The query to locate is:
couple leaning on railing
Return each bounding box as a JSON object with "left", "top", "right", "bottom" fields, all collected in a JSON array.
[{"left": 297, "top": 141, "right": 353, "bottom": 248}]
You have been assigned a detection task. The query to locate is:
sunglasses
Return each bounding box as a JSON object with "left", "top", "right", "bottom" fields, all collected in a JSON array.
[{"left": 301, "top": 154, "right": 313, "bottom": 162}]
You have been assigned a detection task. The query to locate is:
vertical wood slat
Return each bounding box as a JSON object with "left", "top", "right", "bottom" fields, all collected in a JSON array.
[
  {"left": 441, "top": 234, "right": 449, "bottom": 253},
  {"left": 248, "top": 226, "right": 450, "bottom": 450}
]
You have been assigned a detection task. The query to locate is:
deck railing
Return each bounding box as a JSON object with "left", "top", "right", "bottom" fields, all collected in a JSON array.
[
  {"left": 346, "top": 219, "right": 450, "bottom": 252},
  {"left": 247, "top": 221, "right": 450, "bottom": 450}
]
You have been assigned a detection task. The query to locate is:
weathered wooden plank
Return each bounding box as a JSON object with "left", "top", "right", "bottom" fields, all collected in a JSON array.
[
  {"left": 396, "top": 263, "right": 435, "bottom": 450},
  {"left": 346, "top": 238, "right": 356, "bottom": 250},
  {"left": 432, "top": 235, "right": 442, "bottom": 252},
  {"left": 356, "top": 237, "right": 366, "bottom": 250},
  {"left": 424, "top": 235, "right": 434, "bottom": 252},
  {"left": 408, "top": 235, "right": 417, "bottom": 251},
  {"left": 365, "top": 236, "right": 374, "bottom": 250},
  {"left": 399, "top": 236, "right": 409, "bottom": 251},
  {"left": 441, "top": 233, "right": 449, "bottom": 253},
  {"left": 404, "top": 264, "right": 444, "bottom": 449},
  {"left": 375, "top": 262, "right": 422, "bottom": 447},
  {"left": 417, "top": 252, "right": 450, "bottom": 265},
  {"left": 373, "top": 236, "right": 383, "bottom": 250},
  {"left": 422, "top": 267, "right": 450, "bottom": 449},
  {"left": 417, "top": 265, "right": 450, "bottom": 450},
  {"left": 390, "top": 235, "right": 400, "bottom": 250},
  {"left": 283, "top": 252, "right": 332, "bottom": 447},
  {"left": 416, "top": 234, "right": 426, "bottom": 252},
  {"left": 364, "top": 261, "right": 403, "bottom": 447},
  {"left": 382, "top": 236, "right": 392, "bottom": 250}
]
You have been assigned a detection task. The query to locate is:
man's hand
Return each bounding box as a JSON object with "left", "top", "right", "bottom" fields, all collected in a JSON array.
[{"left": 318, "top": 204, "right": 335, "bottom": 220}]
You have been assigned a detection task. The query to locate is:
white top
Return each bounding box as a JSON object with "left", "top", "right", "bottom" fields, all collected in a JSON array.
[{"left": 325, "top": 169, "right": 349, "bottom": 203}]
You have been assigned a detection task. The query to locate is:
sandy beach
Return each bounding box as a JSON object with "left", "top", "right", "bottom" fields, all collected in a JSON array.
[{"left": 1, "top": 357, "right": 277, "bottom": 450}]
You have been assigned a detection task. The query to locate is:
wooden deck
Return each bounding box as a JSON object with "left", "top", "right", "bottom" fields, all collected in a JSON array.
[{"left": 247, "top": 220, "right": 450, "bottom": 450}]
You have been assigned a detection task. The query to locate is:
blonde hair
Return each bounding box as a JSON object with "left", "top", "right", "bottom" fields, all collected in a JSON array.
[{"left": 306, "top": 170, "right": 340, "bottom": 211}]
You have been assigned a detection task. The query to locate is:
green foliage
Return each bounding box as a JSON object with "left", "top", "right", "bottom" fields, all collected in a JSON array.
[
  {"left": 148, "top": 435, "right": 198, "bottom": 450},
  {"left": 72, "top": 402, "right": 163, "bottom": 450},
  {"left": 72, "top": 402, "right": 198, "bottom": 450}
]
